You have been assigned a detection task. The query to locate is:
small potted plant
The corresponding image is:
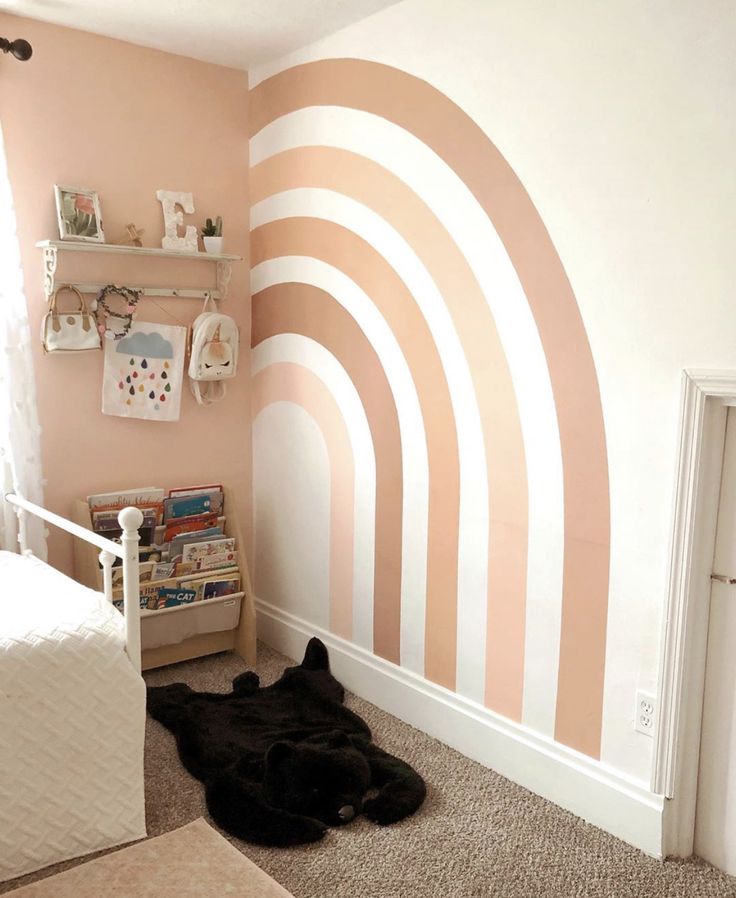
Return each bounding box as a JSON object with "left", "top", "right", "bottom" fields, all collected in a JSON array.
[{"left": 201, "top": 216, "right": 223, "bottom": 254}]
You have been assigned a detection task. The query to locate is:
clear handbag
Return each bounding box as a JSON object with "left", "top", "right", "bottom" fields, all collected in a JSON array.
[{"left": 41, "top": 284, "right": 101, "bottom": 354}]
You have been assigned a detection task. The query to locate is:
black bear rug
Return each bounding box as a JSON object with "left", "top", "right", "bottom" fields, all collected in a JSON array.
[{"left": 147, "top": 637, "right": 427, "bottom": 846}]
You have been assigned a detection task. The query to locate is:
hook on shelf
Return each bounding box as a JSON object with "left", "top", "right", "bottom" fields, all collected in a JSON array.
[{"left": 37, "top": 241, "right": 238, "bottom": 303}]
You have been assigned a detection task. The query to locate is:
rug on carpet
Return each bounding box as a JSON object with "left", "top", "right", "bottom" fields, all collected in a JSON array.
[
  {"left": 5, "top": 644, "right": 736, "bottom": 898},
  {"left": 146, "top": 637, "right": 426, "bottom": 846},
  {"left": 6, "top": 819, "right": 294, "bottom": 898}
]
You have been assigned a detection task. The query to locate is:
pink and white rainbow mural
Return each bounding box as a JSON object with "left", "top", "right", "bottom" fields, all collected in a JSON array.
[{"left": 249, "top": 59, "right": 610, "bottom": 760}]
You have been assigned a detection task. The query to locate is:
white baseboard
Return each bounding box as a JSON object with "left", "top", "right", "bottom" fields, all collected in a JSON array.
[{"left": 256, "top": 598, "right": 665, "bottom": 857}]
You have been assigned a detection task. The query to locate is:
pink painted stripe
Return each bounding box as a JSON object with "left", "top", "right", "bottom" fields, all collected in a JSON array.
[
  {"left": 251, "top": 60, "right": 610, "bottom": 757},
  {"left": 252, "top": 362, "right": 354, "bottom": 640},
  {"left": 252, "top": 217, "right": 461, "bottom": 690},
  {"left": 252, "top": 283, "right": 403, "bottom": 664},
  {"left": 251, "top": 146, "right": 529, "bottom": 719}
]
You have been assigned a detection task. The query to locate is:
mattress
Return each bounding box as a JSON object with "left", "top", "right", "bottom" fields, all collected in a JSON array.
[{"left": 0, "top": 550, "right": 146, "bottom": 883}]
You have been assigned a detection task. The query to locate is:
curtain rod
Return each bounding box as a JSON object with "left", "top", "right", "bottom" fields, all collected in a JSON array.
[{"left": 0, "top": 38, "right": 32, "bottom": 61}]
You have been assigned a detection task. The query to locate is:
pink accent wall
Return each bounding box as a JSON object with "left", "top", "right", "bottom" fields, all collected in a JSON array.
[{"left": 0, "top": 13, "right": 250, "bottom": 574}]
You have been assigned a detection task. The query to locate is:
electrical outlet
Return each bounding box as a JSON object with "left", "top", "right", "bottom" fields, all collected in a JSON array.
[{"left": 635, "top": 690, "right": 657, "bottom": 736}]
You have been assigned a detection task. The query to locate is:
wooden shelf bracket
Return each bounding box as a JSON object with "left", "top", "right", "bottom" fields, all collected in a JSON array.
[{"left": 42, "top": 243, "right": 58, "bottom": 300}]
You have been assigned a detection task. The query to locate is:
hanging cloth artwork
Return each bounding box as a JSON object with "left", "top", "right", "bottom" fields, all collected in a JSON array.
[{"left": 102, "top": 322, "right": 186, "bottom": 422}]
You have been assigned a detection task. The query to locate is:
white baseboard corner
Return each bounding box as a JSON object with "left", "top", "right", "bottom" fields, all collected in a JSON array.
[{"left": 256, "top": 599, "right": 665, "bottom": 858}]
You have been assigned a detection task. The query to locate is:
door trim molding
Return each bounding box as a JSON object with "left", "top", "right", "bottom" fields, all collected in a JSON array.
[{"left": 655, "top": 369, "right": 733, "bottom": 855}]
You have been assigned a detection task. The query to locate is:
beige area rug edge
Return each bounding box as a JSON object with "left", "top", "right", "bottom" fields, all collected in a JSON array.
[{"left": 7, "top": 818, "right": 295, "bottom": 898}]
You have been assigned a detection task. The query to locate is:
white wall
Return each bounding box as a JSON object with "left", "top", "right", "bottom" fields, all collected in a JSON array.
[{"left": 250, "top": 0, "right": 736, "bottom": 783}]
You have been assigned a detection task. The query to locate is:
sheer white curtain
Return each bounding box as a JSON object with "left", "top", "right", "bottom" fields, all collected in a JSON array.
[{"left": 0, "top": 120, "right": 46, "bottom": 558}]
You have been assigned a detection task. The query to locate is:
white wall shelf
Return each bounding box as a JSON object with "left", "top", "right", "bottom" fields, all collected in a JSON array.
[{"left": 36, "top": 239, "right": 243, "bottom": 302}]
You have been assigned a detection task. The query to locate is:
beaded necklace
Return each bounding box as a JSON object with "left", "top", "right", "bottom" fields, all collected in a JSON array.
[{"left": 95, "top": 285, "right": 141, "bottom": 340}]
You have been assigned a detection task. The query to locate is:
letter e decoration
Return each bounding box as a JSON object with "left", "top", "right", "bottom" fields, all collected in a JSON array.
[{"left": 156, "top": 189, "right": 198, "bottom": 252}]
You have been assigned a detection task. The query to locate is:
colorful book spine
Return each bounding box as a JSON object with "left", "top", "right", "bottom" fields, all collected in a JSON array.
[
  {"left": 156, "top": 588, "right": 197, "bottom": 609},
  {"left": 163, "top": 494, "right": 217, "bottom": 521},
  {"left": 163, "top": 513, "right": 219, "bottom": 541}
]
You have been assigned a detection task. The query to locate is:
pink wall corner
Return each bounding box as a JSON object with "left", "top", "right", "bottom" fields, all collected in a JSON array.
[{"left": 0, "top": 13, "right": 251, "bottom": 575}]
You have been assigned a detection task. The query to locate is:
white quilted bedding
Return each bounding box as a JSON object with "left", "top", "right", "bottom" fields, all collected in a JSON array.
[{"left": 0, "top": 550, "right": 146, "bottom": 883}]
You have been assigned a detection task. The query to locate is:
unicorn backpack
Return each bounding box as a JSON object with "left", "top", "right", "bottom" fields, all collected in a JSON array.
[{"left": 188, "top": 297, "right": 239, "bottom": 406}]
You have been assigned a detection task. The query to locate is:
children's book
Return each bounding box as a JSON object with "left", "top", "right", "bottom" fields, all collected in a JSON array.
[
  {"left": 151, "top": 562, "right": 177, "bottom": 581},
  {"left": 178, "top": 565, "right": 239, "bottom": 584},
  {"left": 164, "top": 491, "right": 224, "bottom": 520},
  {"left": 164, "top": 495, "right": 208, "bottom": 521},
  {"left": 177, "top": 570, "right": 240, "bottom": 601},
  {"left": 139, "top": 581, "right": 167, "bottom": 610},
  {"left": 168, "top": 484, "right": 223, "bottom": 499},
  {"left": 112, "top": 594, "right": 151, "bottom": 612},
  {"left": 109, "top": 544, "right": 165, "bottom": 568},
  {"left": 92, "top": 505, "right": 159, "bottom": 525},
  {"left": 88, "top": 486, "right": 164, "bottom": 509},
  {"left": 181, "top": 537, "right": 236, "bottom": 562},
  {"left": 110, "top": 560, "right": 158, "bottom": 589},
  {"left": 88, "top": 489, "right": 164, "bottom": 527},
  {"left": 156, "top": 588, "right": 197, "bottom": 609},
  {"left": 163, "top": 513, "right": 221, "bottom": 542},
  {"left": 175, "top": 550, "right": 238, "bottom": 577},
  {"left": 92, "top": 512, "right": 156, "bottom": 545},
  {"left": 166, "top": 526, "right": 225, "bottom": 560},
  {"left": 139, "top": 546, "right": 165, "bottom": 563},
  {"left": 202, "top": 574, "right": 241, "bottom": 601}
]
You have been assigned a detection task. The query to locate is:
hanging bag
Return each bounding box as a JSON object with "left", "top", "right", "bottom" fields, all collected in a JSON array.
[
  {"left": 41, "top": 284, "right": 101, "bottom": 354},
  {"left": 188, "top": 296, "right": 239, "bottom": 406}
]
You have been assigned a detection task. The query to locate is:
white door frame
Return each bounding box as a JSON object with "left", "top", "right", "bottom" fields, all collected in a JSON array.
[{"left": 655, "top": 369, "right": 736, "bottom": 857}]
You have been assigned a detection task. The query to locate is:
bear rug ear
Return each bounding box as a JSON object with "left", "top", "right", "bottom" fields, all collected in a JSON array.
[
  {"left": 232, "top": 670, "right": 260, "bottom": 693},
  {"left": 300, "top": 637, "right": 330, "bottom": 671}
]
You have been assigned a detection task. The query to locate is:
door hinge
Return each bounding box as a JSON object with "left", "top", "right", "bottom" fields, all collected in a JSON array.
[{"left": 711, "top": 573, "right": 736, "bottom": 584}]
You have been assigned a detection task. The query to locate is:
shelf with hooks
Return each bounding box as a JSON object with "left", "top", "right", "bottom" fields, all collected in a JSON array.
[{"left": 36, "top": 240, "right": 243, "bottom": 303}]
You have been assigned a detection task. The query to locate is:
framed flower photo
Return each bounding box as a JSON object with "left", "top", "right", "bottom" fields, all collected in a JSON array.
[{"left": 54, "top": 185, "right": 104, "bottom": 242}]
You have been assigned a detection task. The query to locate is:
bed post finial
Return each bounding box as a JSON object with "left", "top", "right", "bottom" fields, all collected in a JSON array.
[
  {"left": 118, "top": 505, "right": 143, "bottom": 674},
  {"left": 118, "top": 506, "right": 144, "bottom": 533}
]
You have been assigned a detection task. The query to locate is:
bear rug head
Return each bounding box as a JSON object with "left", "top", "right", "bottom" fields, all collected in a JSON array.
[{"left": 147, "top": 638, "right": 426, "bottom": 846}]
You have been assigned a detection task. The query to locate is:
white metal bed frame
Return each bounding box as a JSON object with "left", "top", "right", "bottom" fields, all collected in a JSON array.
[{"left": 4, "top": 493, "right": 143, "bottom": 672}]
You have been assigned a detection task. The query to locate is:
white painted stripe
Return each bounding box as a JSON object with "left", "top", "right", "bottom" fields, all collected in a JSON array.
[
  {"left": 252, "top": 189, "right": 489, "bottom": 702},
  {"left": 252, "top": 403, "right": 331, "bottom": 630},
  {"left": 251, "top": 108, "right": 565, "bottom": 734},
  {"left": 252, "top": 335, "right": 376, "bottom": 651},
  {"left": 251, "top": 256, "right": 429, "bottom": 676}
]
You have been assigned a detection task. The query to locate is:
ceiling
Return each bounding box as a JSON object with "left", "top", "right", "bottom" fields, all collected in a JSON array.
[{"left": 0, "top": 0, "right": 400, "bottom": 69}]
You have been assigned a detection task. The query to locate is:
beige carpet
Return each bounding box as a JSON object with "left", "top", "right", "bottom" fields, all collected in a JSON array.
[
  {"left": 6, "top": 819, "right": 293, "bottom": 897},
  {"left": 5, "top": 642, "right": 736, "bottom": 897}
]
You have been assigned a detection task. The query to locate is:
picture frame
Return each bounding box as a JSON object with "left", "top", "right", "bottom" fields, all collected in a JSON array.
[{"left": 54, "top": 185, "right": 104, "bottom": 242}]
